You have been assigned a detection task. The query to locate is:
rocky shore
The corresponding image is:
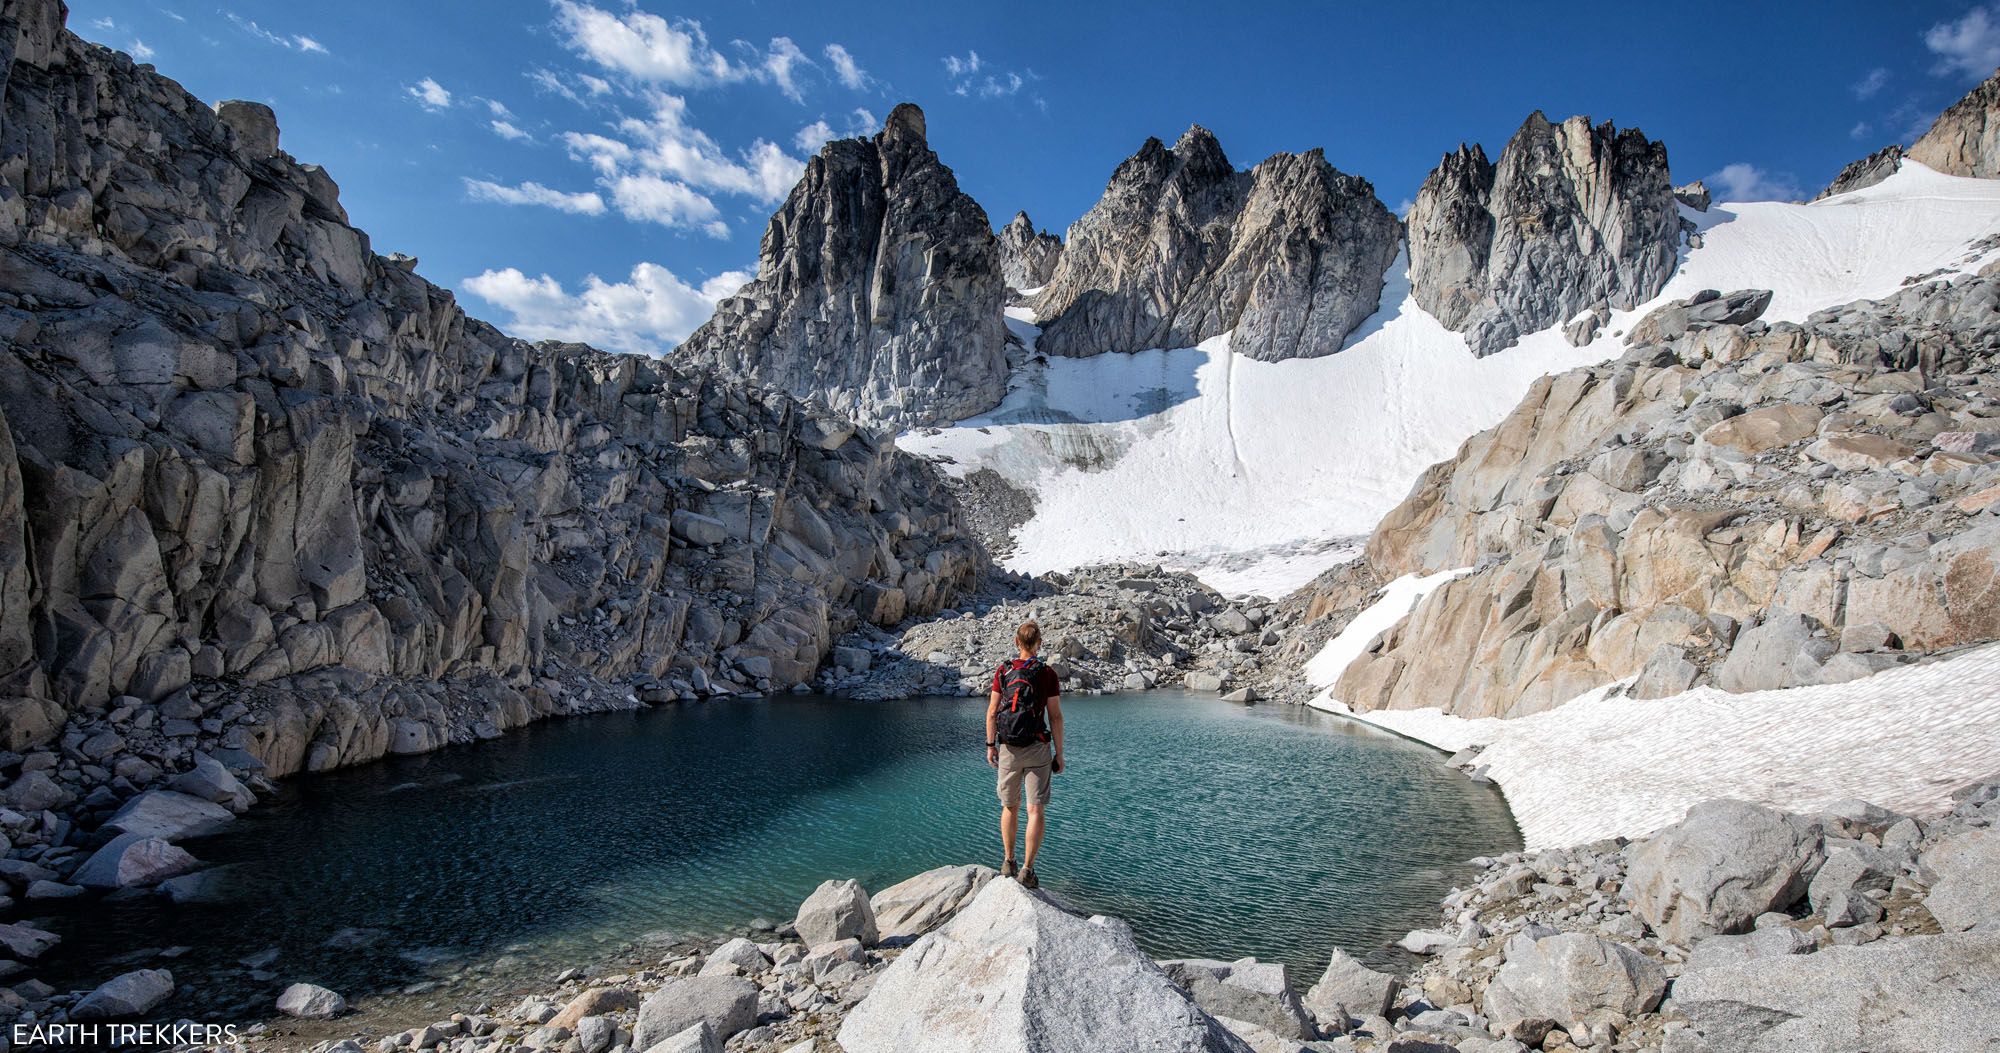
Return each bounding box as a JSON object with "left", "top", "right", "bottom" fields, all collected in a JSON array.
[{"left": 119, "top": 773, "right": 1993, "bottom": 1053}]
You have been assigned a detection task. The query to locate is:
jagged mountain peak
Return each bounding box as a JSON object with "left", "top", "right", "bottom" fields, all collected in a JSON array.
[
  {"left": 881, "top": 101, "right": 929, "bottom": 147},
  {"left": 1030, "top": 124, "right": 1400, "bottom": 362},
  {"left": 1408, "top": 109, "right": 1679, "bottom": 356},
  {"left": 998, "top": 210, "right": 1062, "bottom": 291}
]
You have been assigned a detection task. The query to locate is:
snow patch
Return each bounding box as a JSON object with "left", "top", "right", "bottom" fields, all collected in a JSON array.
[
  {"left": 1317, "top": 644, "right": 2000, "bottom": 850},
  {"left": 1303, "top": 568, "right": 1471, "bottom": 689}
]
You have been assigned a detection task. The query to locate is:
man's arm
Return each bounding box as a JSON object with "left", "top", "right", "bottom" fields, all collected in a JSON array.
[
  {"left": 1048, "top": 694, "right": 1064, "bottom": 772},
  {"left": 986, "top": 690, "right": 1000, "bottom": 768}
]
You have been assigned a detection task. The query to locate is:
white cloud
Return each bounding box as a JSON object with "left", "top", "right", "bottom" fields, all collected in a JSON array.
[
  {"left": 596, "top": 93, "right": 804, "bottom": 203},
  {"left": 160, "top": 8, "right": 186, "bottom": 22},
  {"left": 553, "top": 1, "right": 739, "bottom": 86},
  {"left": 462, "top": 262, "right": 752, "bottom": 353},
  {"left": 463, "top": 178, "right": 604, "bottom": 215},
  {"left": 130, "top": 38, "right": 155, "bottom": 60},
  {"left": 1852, "top": 67, "right": 1888, "bottom": 99},
  {"left": 90, "top": 16, "right": 116, "bottom": 30},
  {"left": 1393, "top": 198, "right": 1415, "bottom": 218},
  {"left": 1705, "top": 162, "right": 1803, "bottom": 203},
  {"left": 580, "top": 74, "right": 612, "bottom": 96},
  {"left": 1926, "top": 4, "right": 2000, "bottom": 79},
  {"left": 491, "top": 120, "right": 532, "bottom": 142},
  {"left": 409, "top": 77, "right": 453, "bottom": 111},
  {"left": 760, "top": 37, "right": 808, "bottom": 103},
  {"left": 792, "top": 107, "right": 879, "bottom": 152},
  {"left": 1850, "top": 120, "right": 1874, "bottom": 140},
  {"left": 608, "top": 173, "right": 728, "bottom": 236},
  {"left": 226, "top": 14, "right": 326, "bottom": 54},
  {"left": 486, "top": 99, "right": 512, "bottom": 117},
  {"left": 943, "top": 50, "right": 1032, "bottom": 100},
  {"left": 793, "top": 120, "right": 835, "bottom": 154},
  {"left": 825, "top": 44, "right": 868, "bottom": 90}
]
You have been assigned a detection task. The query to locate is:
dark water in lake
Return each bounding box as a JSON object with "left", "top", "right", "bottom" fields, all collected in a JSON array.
[{"left": 37, "top": 690, "right": 1517, "bottom": 1019}]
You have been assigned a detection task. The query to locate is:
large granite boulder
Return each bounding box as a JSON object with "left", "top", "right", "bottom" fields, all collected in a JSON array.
[
  {"left": 1157, "top": 958, "right": 1314, "bottom": 1040},
  {"left": 71, "top": 969, "right": 174, "bottom": 1020},
  {"left": 72, "top": 833, "right": 201, "bottom": 889},
  {"left": 677, "top": 104, "right": 1007, "bottom": 428},
  {"left": 1301, "top": 948, "right": 1398, "bottom": 1024},
  {"left": 1672, "top": 931, "right": 2000, "bottom": 1051},
  {"left": 1919, "top": 828, "right": 2000, "bottom": 931},
  {"left": 998, "top": 211, "right": 1062, "bottom": 290},
  {"left": 1480, "top": 932, "right": 1665, "bottom": 1031},
  {"left": 632, "top": 977, "right": 759, "bottom": 1050},
  {"left": 1031, "top": 127, "right": 1399, "bottom": 362},
  {"left": 869, "top": 864, "right": 994, "bottom": 940},
  {"left": 837, "top": 879, "right": 1254, "bottom": 1052},
  {"left": 794, "top": 878, "right": 880, "bottom": 948},
  {"left": 1407, "top": 111, "right": 1680, "bottom": 356},
  {"left": 1624, "top": 801, "right": 1825, "bottom": 944}
]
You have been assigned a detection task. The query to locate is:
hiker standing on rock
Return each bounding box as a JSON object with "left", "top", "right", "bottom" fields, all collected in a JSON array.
[{"left": 987, "top": 620, "right": 1064, "bottom": 890}]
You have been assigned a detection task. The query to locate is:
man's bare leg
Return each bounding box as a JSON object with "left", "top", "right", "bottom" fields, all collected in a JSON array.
[
  {"left": 1022, "top": 805, "right": 1046, "bottom": 870},
  {"left": 1000, "top": 804, "right": 1019, "bottom": 867}
]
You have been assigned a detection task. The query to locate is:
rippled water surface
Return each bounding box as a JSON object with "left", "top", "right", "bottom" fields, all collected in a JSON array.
[{"left": 47, "top": 691, "right": 1516, "bottom": 1016}]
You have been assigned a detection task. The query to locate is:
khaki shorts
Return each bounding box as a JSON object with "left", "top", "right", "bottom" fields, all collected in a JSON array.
[{"left": 996, "top": 741, "right": 1052, "bottom": 811}]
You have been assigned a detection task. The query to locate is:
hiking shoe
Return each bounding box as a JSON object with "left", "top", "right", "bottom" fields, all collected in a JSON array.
[
  {"left": 1002, "top": 859, "right": 1018, "bottom": 879},
  {"left": 1019, "top": 866, "right": 1039, "bottom": 890}
]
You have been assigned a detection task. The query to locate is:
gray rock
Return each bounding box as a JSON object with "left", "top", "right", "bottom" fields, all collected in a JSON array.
[
  {"left": 643, "top": 1022, "right": 720, "bottom": 1053},
  {"left": 1480, "top": 932, "right": 1665, "bottom": 1031},
  {"left": 1624, "top": 800, "right": 1824, "bottom": 944},
  {"left": 575, "top": 1015, "right": 617, "bottom": 1053},
  {"left": 71, "top": 968, "right": 174, "bottom": 1019},
  {"left": 1301, "top": 948, "right": 1398, "bottom": 1023},
  {"left": 1683, "top": 925, "right": 1815, "bottom": 971},
  {"left": 1714, "top": 611, "right": 1832, "bottom": 693},
  {"left": 1673, "top": 180, "right": 1711, "bottom": 211},
  {"left": 632, "top": 977, "right": 759, "bottom": 1049},
  {"left": 104, "top": 789, "right": 235, "bottom": 841},
  {"left": 998, "top": 211, "right": 1062, "bottom": 290},
  {"left": 1158, "top": 957, "right": 1314, "bottom": 1039},
  {"left": 276, "top": 982, "right": 347, "bottom": 1019},
  {"left": 838, "top": 879, "right": 1253, "bottom": 1052},
  {"left": 0, "top": 922, "right": 59, "bottom": 959},
  {"left": 1807, "top": 843, "right": 1901, "bottom": 927},
  {"left": 168, "top": 754, "right": 255, "bottom": 811},
  {"left": 4, "top": 770, "right": 70, "bottom": 812},
  {"left": 677, "top": 104, "right": 1007, "bottom": 428},
  {"left": 1673, "top": 931, "right": 2000, "bottom": 1051},
  {"left": 698, "top": 937, "right": 770, "bottom": 977},
  {"left": 72, "top": 832, "right": 201, "bottom": 889},
  {"left": 869, "top": 864, "right": 995, "bottom": 940},
  {"left": 1031, "top": 126, "right": 1400, "bottom": 363},
  {"left": 1919, "top": 828, "right": 2000, "bottom": 931},
  {"left": 1408, "top": 112, "right": 1680, "bottom": 356},
  {"left": 214, "top": 99, "right": 280, "bottom": 158},
  {"left": 794, "top": 878, "right": 880, "bottom": 948}
]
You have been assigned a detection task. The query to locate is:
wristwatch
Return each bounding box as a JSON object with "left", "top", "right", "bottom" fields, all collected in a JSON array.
[{"left": 985, "top": 741, "right": 996, "bottom": 748}]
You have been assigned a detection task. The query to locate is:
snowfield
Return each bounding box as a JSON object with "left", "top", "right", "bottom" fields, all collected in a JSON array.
[
  {"left": 1310, "top": 644, "right": 2000, "bottom": 850},
  {"left": 902, "top": 162, "right": 2000, "bottom": 596}
]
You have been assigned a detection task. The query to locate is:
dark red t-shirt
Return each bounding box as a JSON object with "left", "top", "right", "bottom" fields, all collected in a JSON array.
[{"left": 991, "top": 659, "right": 1061, "bottom": 700}]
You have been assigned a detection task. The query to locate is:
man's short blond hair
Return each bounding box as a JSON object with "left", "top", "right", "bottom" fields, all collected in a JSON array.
[{"left": 1015, "top": 620, "right": 1042, "bottom": 651}]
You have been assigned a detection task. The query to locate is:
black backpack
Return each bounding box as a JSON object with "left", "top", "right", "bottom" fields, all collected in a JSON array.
[{"left": 994, "top": 658, "right": 1050, "bottom": 746}]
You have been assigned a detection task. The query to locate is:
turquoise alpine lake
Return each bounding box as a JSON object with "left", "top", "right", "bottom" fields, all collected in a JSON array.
[{"left": 46, "top": 690, "right": 1517, "bottom": 1017}]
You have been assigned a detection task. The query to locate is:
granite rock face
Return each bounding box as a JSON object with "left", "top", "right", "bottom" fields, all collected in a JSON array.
[
  {"left": 996, "top": 211, "right": 1061, "bottom": 291},
  {"left": 0, "top": 4, "right": 982, "bottom": 784},
  {"left": 1030, "top": 127, "right": 1400, "bottom": 362},
  {"left": 1326, "top": 272, "right": 2000, "bottom": 718},
  {"left": 1407, "top": 112, "right": 1681, "bottom": 356},
  {"left": 1909, "top": 67, "right": 2000, "bottom": 179},
  {"left": 677, "top": 104, "right": 1008, "bottom": 428}
]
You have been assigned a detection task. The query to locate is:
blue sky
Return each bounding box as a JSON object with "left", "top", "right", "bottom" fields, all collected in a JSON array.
[{"left": 65, "top": 0, "right": 2000, "bottom": 354}]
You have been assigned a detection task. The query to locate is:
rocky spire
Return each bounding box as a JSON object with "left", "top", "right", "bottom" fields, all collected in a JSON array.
[
  {"left": 1029, "top": 128, "right": 1401, "bottom": 362},
  {"left": 997, "top": 211, "right": 1062, "bottom": 290},
  {"left": 1407, "top": 112, "right": 1681, "bottom": 356},
  {"left": 676, "top": 103, "right": 1008, "bottom": 429}
]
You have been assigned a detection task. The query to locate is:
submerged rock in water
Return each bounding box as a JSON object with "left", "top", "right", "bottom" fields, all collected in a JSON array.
[
  {"left": 838, "top": 879, "right": 1253, "bottom": 1052},
  {"left": 71, "top": 969, "right": 175, "bottom": 1020}
]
